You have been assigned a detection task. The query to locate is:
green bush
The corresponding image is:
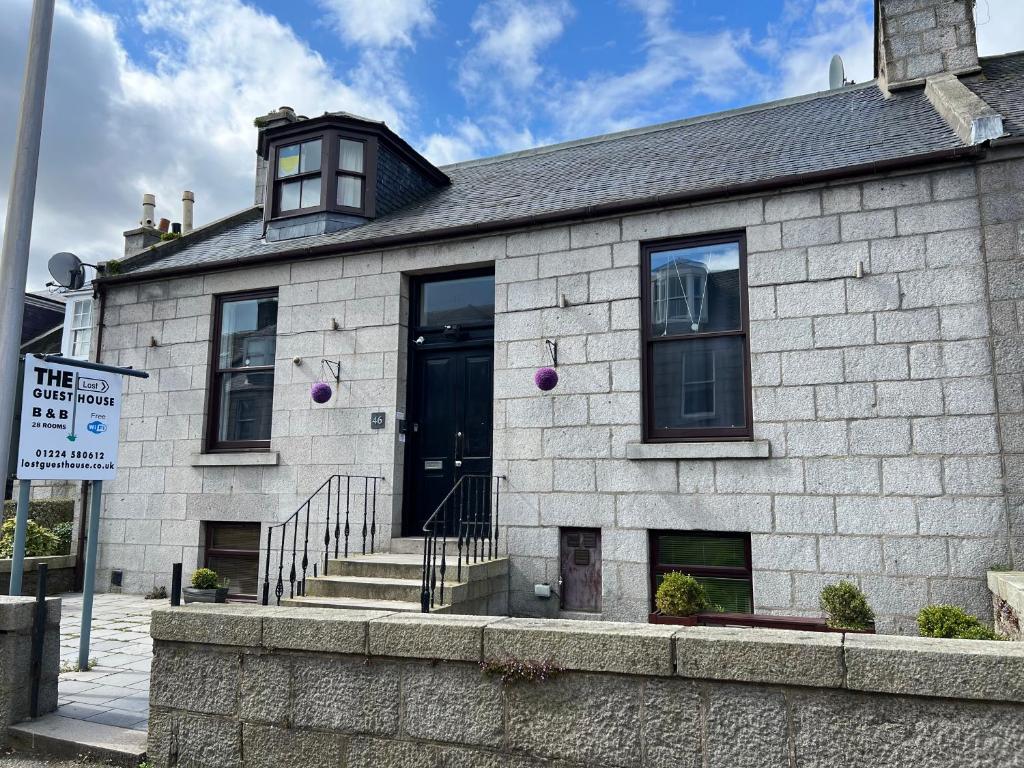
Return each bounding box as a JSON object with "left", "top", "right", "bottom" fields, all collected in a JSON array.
[
  {"left": 655, "top": 572, "right": 709, "bottom": 617},
  {"left": 0, "top": 518, "right": 61, "bottom": 558},
  {"left": 51, "top": 521, "right": 74, "bottom": 555},
  {"left": 820, "top": 580, "right": 875, "bottom": 630},
  {"left": 2, "top": 498, "right": 74, "bottom": 529},
  {"left": 190, "top": 567, "right": 220, "bottom": 589},
  {"left": 917, "top": 605, "right": 1005, "bottom": 640}
]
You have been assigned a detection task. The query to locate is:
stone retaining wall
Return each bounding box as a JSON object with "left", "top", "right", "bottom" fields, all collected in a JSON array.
[
  {"left": 0, "top": 555, "right": 77, "bottom": 596},
  {"left": 0, "top": 596, "right": 60, "bottom": 744},
  {"left": 150, "top": 604, "right": 1024, "bottom": 767}
]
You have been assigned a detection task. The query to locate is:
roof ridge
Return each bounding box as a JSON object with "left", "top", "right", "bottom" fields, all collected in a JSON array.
[
  {"left": 439, "top": 80, "right": 880, "bottom": 172},
  {"left": 113, "top": 205, "right": 262, "bottom": 269}
]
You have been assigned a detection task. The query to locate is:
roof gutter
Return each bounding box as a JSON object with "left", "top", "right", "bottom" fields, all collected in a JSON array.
[{"left": 97, "top": 145, "right": 984, "bottom": 286}]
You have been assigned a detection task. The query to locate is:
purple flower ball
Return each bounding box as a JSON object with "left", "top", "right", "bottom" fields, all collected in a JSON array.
[
  {"left": 534, "top": 366, "right": 559, "bottom": 391},
  {"left": 310, "top": 381, "right": 333, "bottom": 404}
]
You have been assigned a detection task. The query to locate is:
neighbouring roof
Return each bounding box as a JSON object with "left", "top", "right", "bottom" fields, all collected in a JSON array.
[
  {"left": 114, "top": 52, "right": 1024, "bottom": 281},
  {"left": 21, "top": 293, "right": 65, "bottom": 346}
]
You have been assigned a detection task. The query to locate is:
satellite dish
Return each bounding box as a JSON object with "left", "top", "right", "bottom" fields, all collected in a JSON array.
[
  {"left": 829, "top": 54, "right": 845, "bottom": 90},
  {"left": 47, "top": 251, "right": 86, "bottom": 290}
]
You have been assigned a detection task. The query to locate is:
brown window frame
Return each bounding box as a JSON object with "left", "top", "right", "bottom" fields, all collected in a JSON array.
[
  {"left": 648, "top": 530, "right": 753, "bottom": 613},
  {"left": 206, "top": 289, "right": 278, "bottom": 452},
  {"left": 266, "top": 129, "right": 378, "bottom": 222},
  {"left": 640, "top": 232, "right": 752, "bottom": 442},
  {"left": 204, "top": 521, "right": 261, "bottom": 601}
]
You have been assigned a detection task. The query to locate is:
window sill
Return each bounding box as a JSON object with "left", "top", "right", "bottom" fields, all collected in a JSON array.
[
  {"left": 626, "top": 441, "right": 771, "bottom": 461},
  {"left": 190, "top": 452, "right": 280, "bottom": 467}
]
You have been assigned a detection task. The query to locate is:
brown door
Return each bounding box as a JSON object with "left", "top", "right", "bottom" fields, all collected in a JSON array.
[{"left": 560, "top": 528, "right": 602, "bottom": 612}]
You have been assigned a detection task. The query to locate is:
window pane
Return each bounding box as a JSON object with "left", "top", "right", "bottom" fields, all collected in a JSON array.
[
  {"left": 337, "top": 175, "right": 362, "bottom": 208},
  {"left": 71, "top": 328, "right": 91, "bottom": 358},
  {"left": 420, "top": 275, "right": 495, "bottom": 327},
  {"left": 650, "top": 336, "right": 745, "bottom": 430},
  {"left": 300, "top": 175, "right": 321, "bottom": 208},
  {"left": 300, "top": 139, "right": 321, "bottom": 173},
  {"left": 279, "top": 180, "right": 301, "bottom": 211},
  {"left": 210, "top": 523, "right": 261, "bottom": 550},
  {"left": 656, "top": 534, "right": 747, "bottom": 568},
  {"left": 339, "top": 139, "right": 364, "bottom": 172},
  {"left": 217, "top": 371, "right": 274, "bottom": 443},
  {"left": 219, "top": 296, "right": 278, "bottom": 369},
  {"left": 205, "top": 553, "right": 259, "bottom": 596},
  {"left": 650, "top": 241, "right": 741, "bottom": 336},
  {"left": 72, "top": 299, "right": 92, "bottom": 328},
  {"left": 277, "top": 143, "right": 300, "bottom": 177}
]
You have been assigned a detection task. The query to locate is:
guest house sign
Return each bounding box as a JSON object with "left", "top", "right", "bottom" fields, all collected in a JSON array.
[{"left": 16, "top": 354, "right": 123, "bottom": 480}]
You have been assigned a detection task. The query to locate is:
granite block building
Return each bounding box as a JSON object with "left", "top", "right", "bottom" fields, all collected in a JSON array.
[{"left": 73, "top": 0, "right": 1024, "bottom": 632}]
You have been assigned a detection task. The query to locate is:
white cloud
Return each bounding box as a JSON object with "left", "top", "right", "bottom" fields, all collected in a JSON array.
[
  {"left": 0, "top": 0, "right": 410, "bottom": 289},
  {"left": 317, "top": 0, "right": 434, "bottom": 49},
  {"left": 459, "top": 0, "right": 574, "bottom": 96}
]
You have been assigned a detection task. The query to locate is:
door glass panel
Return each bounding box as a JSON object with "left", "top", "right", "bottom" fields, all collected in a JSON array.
[
  {"left": 463, "top": 354, "right": 493, "bottom": 458},
  {"left": 649, "top": 241, "right": 740, "bottom": 336},
  {"left": 420, "top": 275, "right": 495, "bottom": 327}
]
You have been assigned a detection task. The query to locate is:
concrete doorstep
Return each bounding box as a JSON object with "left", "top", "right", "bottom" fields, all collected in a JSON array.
[{"left": 7, "top": 714, "right": 147, "bottom": 767}]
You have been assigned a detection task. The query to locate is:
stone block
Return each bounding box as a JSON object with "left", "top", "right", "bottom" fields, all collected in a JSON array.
[
  {"left": 918, "top": 497, "right": 1006, "bottom": 537},
  {"left": 402, "top": 663, "right": 504, "bottom": 747},
  {"left": 875, "top": 308, "right": 940, "bottom": 343},
  {"left": 291, "top": 656, "right": 400, "bottom": 734},
  {"left": 705, "top": 686, "right": 790, "bottom": 768},
  {"left": 912, "top": 415, "right": 999, "bottom": 455},
  {"left": 747, "top": 248, "right": 807, "bottom": 286},
  {"left": 836, "top": 496, "right": 916, "bottom": 535},
  {"left": 897, "top": 199, "right": 981, "bottom": 235},
  {"left": 240, "top": 652, "right": 291, "bottom": 724},
  {"left": 241, "top": 723, "right": 346, "bottom": 768},
  {"left": 818, "top": 536, "right": 882, "bottom": 572},
  {"left": 808, "top": 241, "right": 868, "bottom": 281},
  {"left": 508, "top": 227, "right": 570, "bottom": 257},
  {"left": 848, "top": 418, "right": 911, "bottom": 455},
  {"left": 875, "top": 379, "right": 943, "bottom": 417},
  {"left": 882, "top": 456, "right": 943, "bottom": 496},
  {"left": 369, "top": 614, "right": 498, "bottom": 661},
  {"left": 776, "top": 280, "right": 846, "bottom": 318},
  {"left": 842, "top": 209, "right": 897, "bottom": 241},
  {"left": 149, "top": 709, "right": 242, "bottom": 768},
  {"left": 750, "top": 318, "right": 813, "bottom": 352},
  {"left": 641, "top": 678, "right": 703, "bottom": 768},
  {"left": 150, "top": 645, "right": 240, "bottom": 715},
  {"left": 806, "top": 457, "right": 880, "bottom": 494},
  {"left": 780, "top": 349, "right": 844, "bottom": 385},
  {"left": 863, "top": 174, "right": 931, "bottom": 209},
  {"left": 774, "top": 495, "right": 835, "bottom": 533},
  {"left": 483, "top": 618, "right": 675, "bottom": 676},
  {"left": 845, "top": 633, "right": 1024, "bottom": 702},
  {"left": 846, "top": 273, "right": 901, "bottom": 312},
  {"left": 786, "top": 420, "right": 848, "bottom": 457},
  {"left": 884, "top": 535, "right": 948, "bottom": 576},
  {"left": 505, "top": 672, "right": 643, "bottom": 766},
  {"left": 782, "top": 216, "right": 839, "bottom": 248},
  {"left": 844, "top": 344, "right": 909, "bottom": 381},
  {"left": 765, "top": 190, "right": 821, "bottom": 222},
  {"left": 751, "top": 534, "right": 817, "bottom": 571},
  {"left": 870, "top": 235, "right": 926, "bottom": 273}
]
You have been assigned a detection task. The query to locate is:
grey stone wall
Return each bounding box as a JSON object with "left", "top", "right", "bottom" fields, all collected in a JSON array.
[
  {"left": 0, "top": 596, "right": 60, "bottom": 743},
  {"left": 877, "top": 0, "right": 979, "bottom": 90},
  {"left": 149, "top": 605, "right": 1024, "bottom": 768},
  {"left": 0, "top": 556, "right": 77, "bottom": 596},
  {"left": 96, "top": 153, "right": 1023, "bottom": 631}
]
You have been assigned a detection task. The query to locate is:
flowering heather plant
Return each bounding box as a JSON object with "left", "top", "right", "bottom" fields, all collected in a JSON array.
[{"left": 480, "top": 657, "right": 564, "bottom": 685}]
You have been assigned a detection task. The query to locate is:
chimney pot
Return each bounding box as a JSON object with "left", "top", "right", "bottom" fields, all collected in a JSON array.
[
  {"left": 181, "top": 190, "right": 195, "bottom": 234},
  {"left": 158, "top": 218, "right": 170, "bottom": 233},
  {"left": 141, "top": 193, "right": 156, "bottom": 228},
  {"left": 172, "top": 222, "right": 182, "bottom": 235}
]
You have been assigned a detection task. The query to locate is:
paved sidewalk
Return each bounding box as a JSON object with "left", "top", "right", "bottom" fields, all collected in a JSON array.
[{"left": 55, "top": 593, "right": 159, "bottom": 732}]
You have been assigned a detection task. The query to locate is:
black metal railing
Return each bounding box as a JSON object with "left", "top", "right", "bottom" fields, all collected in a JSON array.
[
  {"left": 421, "top": 474, "right": 503, "bottom": 612},
  {"left": 262, "top": 474, "right": 383, "bottom": 606}
]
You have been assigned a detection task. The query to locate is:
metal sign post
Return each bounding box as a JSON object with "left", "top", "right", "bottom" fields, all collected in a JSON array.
[{"left": 10, "top": 354, "right": 146, "bottom": 670}]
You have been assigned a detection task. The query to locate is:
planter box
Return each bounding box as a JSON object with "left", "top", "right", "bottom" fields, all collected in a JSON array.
[
  {"left": 183, "top": 587, "right": 228, "bottom": 604},
  {"left": 649, "top": 611, "right": 875, "bottom": 633}
]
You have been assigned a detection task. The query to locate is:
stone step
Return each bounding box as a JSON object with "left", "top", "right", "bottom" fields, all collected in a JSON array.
[
  {"left": 8, "top": 714, "right": 147, "bottom": 767},
  {"left": 388, "top": 537, "right": 425, "bottom": 555},
  {"left": 327, "top": 553, "right": 425, "bottom": 580},
  {"left": 307, "top": 575, "right": 456, "bottom": 604},
  {"left": 281, "top": 595, "right": 427, "bottom": 612}
]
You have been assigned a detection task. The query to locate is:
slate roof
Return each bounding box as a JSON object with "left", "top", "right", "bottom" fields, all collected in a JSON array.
[{"left": 116, "top": 52, "right": 1024, "bottom": 280}]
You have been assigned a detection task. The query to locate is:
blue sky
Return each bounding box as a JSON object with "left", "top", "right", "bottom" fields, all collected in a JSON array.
[{"left": 0, "top": 0, "right": 1021, "bottom": 287}]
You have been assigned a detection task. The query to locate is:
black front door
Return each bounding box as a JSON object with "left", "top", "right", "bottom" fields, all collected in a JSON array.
[{"left": 404, "top": 271, "right": 495, "bottom": 535}]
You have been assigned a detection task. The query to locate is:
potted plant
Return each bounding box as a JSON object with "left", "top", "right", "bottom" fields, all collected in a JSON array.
[
  {"left": 649, "top": 572, "right": 709, "bottom": 625},
  {"left": 182, "top": 567, "right": 229, "bottom": 604},
  {"left": 819, "top": 580, "right": 876, "bottom": 634}
]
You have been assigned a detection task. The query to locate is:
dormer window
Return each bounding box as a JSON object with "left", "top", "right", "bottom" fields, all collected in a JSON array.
[
  {"left": 276, "top": 138, "right": 322, "bottom": 213},
  {"left": 257, "top": 111, "right": 451, "bottom": 241}
]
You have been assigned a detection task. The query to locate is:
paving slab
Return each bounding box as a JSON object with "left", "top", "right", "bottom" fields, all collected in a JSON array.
[{"left": 8, "top": 714, "right": 147, "bottom": 767}]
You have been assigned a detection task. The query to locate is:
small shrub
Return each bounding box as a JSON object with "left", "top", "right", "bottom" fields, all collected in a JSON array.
[
  {"left": 145, "top": 585, "right": 168, "bottom": 600},
  {"left": 917, "top": 605, "right": 1006, "bottom": 640},
  {"left": 655, "top": 572, "right": 709, "bottom": 617},
  {"left": 51, "top": 521, "right": 74, "bottom": 555},
  {"left": 190, "top": 567, "right": 220, "bottom": 589},
  {"left": 0, "top": 518, "right": 61, "bottom": 558},
  {"left": 1, "top": 498, "right": 74, "bottom": 529},
  {"left": 820, "top": 580, "right": 875, "bottom": 630},
  {"left": 481, "top": 658, "right": 563, "bottom": 685}
]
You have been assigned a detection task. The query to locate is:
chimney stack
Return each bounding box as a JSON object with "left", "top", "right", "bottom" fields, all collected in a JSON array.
[
  {"left": 125, "top": 192, "right": 162, "bottom": 257},
  {"left": 253, "top": 106, "right": 301, "bottom": 206},
  {"left": 875, "top": 0, "right": 980, "bottom": 92},
  {"left": 182, "top": 190, "right": 195, "bottom": 234}
]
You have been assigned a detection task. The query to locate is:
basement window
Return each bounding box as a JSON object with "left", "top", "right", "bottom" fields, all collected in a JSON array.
[{"left": 649, "top": 530, "right": 752, "bottom": 613}]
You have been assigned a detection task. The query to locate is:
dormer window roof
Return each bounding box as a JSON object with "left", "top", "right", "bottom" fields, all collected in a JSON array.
[{"left": 257, "top": 111, "right": 449, "bottom": 242}]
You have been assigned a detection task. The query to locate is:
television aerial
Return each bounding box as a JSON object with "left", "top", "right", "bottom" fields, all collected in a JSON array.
[
  {"left": 46, "top": 251, "right": 91, "bottom": 291},
  {"left": 829, "top": 54, "right": 846, "bottom": 90}
]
